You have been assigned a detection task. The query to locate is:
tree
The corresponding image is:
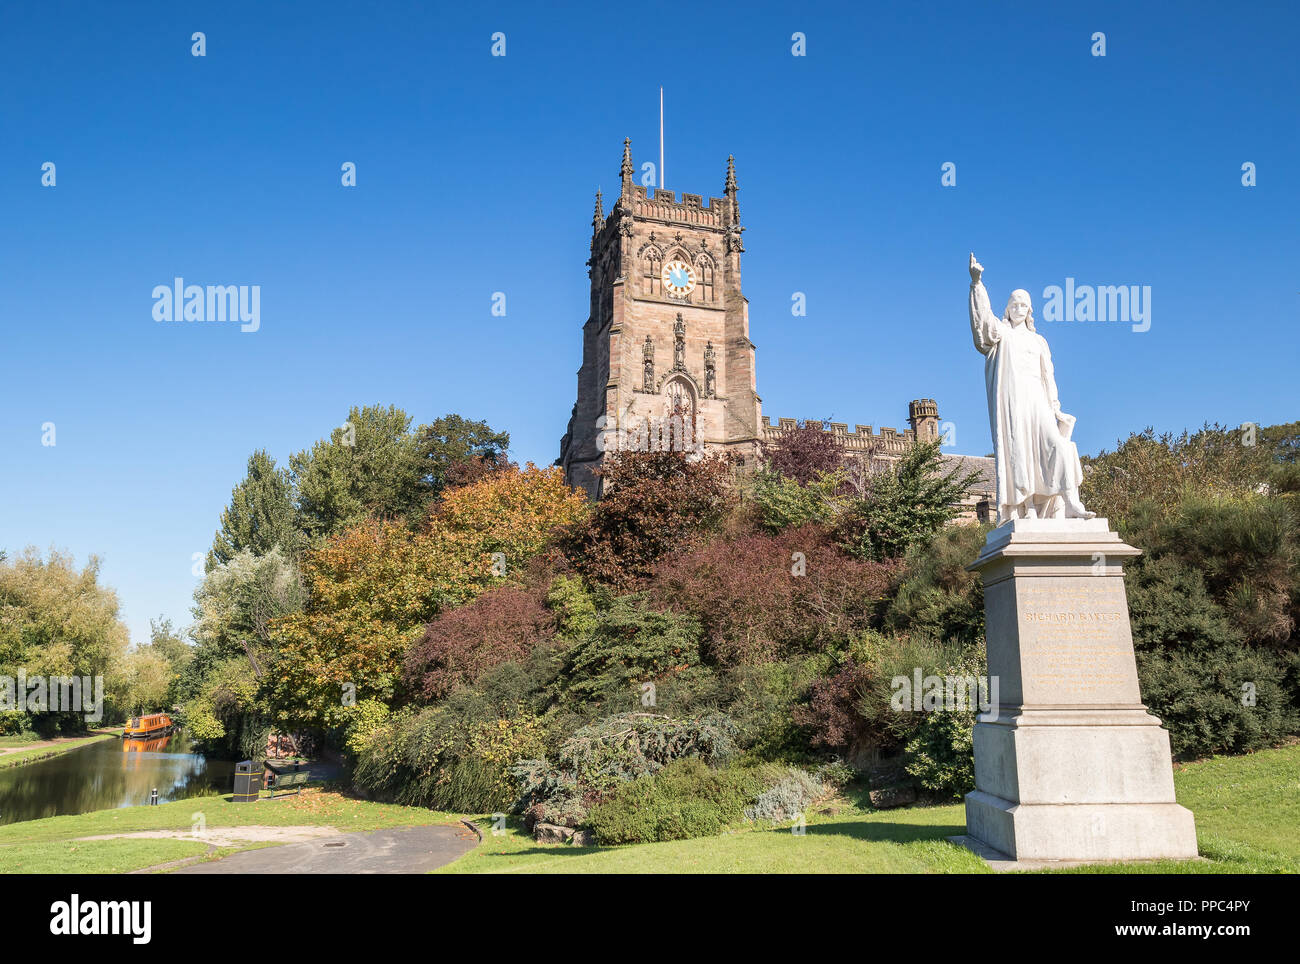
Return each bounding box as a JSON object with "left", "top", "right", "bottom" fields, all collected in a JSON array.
[
  {"left": 146, "top": 617, "right": 193, "bottom": 707},
  {"left": 416, "top": 414, "right": 511, "bottom": 498},
  {"left": 562, "top": 451, "right": 734, "bottom": 591},
  {"left": 267, "top": 520, "right": 437, "bottom": 730},
  {"left": 835, "top": 440, "right": 980, "bottom": 561},
  {"left": 178, "top": 547, "right": 305, "bottom": 750},
  {"left": 208, "top": 450, "right": 301, "bottom": 568},
  {"left": 268, "top": 464, "right": 586, "bottom": 729},
  {"left": 426, "top": 462, "right": 589, "bottom": 585},
  {"left": 0, "top": 548, "right": 131, "bottom": 731},
  {"left": 290, "top": 404, "right": 428, "bottom": 539},
  {"left": 764, "top": 419, "right": 846, "bottom": 485},
  {"left": 120, "top": 646, "right": 171, "bottom": 716}
]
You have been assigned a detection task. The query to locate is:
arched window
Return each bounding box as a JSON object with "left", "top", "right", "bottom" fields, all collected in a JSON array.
[
  {"left": 642, "top": 247, "right": 662, "bottom": 296},
  {"left": 695, "top": 253, "right": 716, "bottom": 302}
]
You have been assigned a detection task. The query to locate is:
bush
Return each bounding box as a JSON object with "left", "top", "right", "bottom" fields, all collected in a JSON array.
[
  {"left": 557, "top": 595, "right": 703, "bottom": 703},
  {"left": 342, "top": 698, "right": 390, "bottom": 755},
  {"left": 546, "top": 574, "right": 602, "bottom": 643},
  {"left": 512, "top": 712, "right": 738, "bottom": 828},
  {"left": 587, "top": 758, "right": 770, "bottom": 844},
  {"left": 1082, "top": 424, "right": 1279, "bottom": 525},
  {"left": 649, "top": 526, "right": 898, "bottom": 666},
  {"left": 744, "top": 767, "right": 828, "bottom": 823},
  {"left": 561, "top": 451, "right": 734, "bottom": 591},
  {"left": 749, "top": 470, "right": 849, "bottom": 533},
  {"left": 352, "top": 704, "right": 547, "bottom": 813},
  {"left": 645, "top": 658, "right": 829, "bottom": 761},
  {"left": 1137, "top": 644, "right": 1298, "bottom": 759},
  {"left": 903, "top": 710, "right": 975, "bottom": 799},
  {"left": 792, "top": 656, "right": 885, "bottom": 757},
  {"left": 1126, "top": 555, "right": 1246, "bottom": 653},
  {"left": 885, "top": 522, "right": 989, "bottom": 644},
  {"left": 1131, "top": 493, "right": 1296, "bottom": 645},
  {"left": 404, "top": 586, "right": 556, "bottom": 702}
]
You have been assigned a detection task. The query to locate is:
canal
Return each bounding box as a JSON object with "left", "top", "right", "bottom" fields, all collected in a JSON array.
[{"left": 0, "top": 732, "right": 236, "bottom": 825}]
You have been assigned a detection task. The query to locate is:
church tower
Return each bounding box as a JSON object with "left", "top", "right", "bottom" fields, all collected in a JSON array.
[{"left": 559, "top": 140, "right": 762, "bottom": 497}]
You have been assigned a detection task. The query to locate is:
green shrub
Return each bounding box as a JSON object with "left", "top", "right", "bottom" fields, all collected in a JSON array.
[
  {"left": 352, "top": 704, "right": 547, "bottom": 812},
  {"left": 557, "top": 596, "right": 703, "bottom": 703},
  {"left": 1126, "top": 555, "right": 1246, "bottom": 653},
  {"left": 885, "top": 523, "right": 989, "bottom": 644},
  {"left": 749, "top": 470, "right": 848, "bottom": 533},
  {"left": 864, "top": 636, "right": 984, "bottom": 798},
  {"left": 743, "top": 767, "right": 828, "bottom": 822},
  {"left": 546, "top": 574, "right": 603, "bottom": 643},
  {"left": 903, "top": 710, "right": 975, "bottom": 799},
  {"left": 1137, "top": 644, "right": 1299, "bottom": 759},
  {"left": 512, "top": 712, "right": 739, "bottom": 828},
  {"left": 587, "top": 758, "right": 772, "bottom": 844}
]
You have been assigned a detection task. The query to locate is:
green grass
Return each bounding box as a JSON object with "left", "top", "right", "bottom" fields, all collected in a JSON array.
[
  {"left": 441, "top": 744, "right": 1300, "bottom": 874},
  {"left": 2, "top": 838, "right": 213, "bottom": 874},
  {"left": 445, "top": 802, "right": 988, "bottom": 874},
  {"left": 6, "top": 743, "right": 1297, "bottom": 874},
  {"left": 0, "top": 788, "right": 460, "bottom": 873},
  {"left": 0, "top": 729, "right": 122, "bottom": 769}
]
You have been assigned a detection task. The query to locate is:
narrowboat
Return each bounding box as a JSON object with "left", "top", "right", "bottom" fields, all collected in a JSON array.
[{"left": 122, "top": 712, "right": 173, "bottom": 739}]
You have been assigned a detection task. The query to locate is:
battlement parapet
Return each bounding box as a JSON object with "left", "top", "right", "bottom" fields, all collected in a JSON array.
[
  {"left": 761, "top": 416, "right": 917, "bottom": 454},
  {"left": 632, "top": 185, "right": 726, "bottom": 229}
]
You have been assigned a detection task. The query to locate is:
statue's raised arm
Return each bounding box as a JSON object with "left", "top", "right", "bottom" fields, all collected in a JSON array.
[
  {"left": 966, "top": 253, "right": 1094, "bottom": 522},
  {"left": 968, "top": 253, "right": 1001, "bottom": 356}
]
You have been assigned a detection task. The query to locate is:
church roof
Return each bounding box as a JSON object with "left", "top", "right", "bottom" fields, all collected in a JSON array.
[{"left": 940, "top": 453, "right": 996, "bottom": 493}]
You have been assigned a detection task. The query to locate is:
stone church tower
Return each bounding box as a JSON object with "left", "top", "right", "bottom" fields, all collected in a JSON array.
[{"left": 559, "top": 140, "right": 762, "bottom": 497}]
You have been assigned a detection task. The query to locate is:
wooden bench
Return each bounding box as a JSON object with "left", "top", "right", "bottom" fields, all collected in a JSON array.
[{"left": 263, "top": 762, "right": 311, "bottom": 799}]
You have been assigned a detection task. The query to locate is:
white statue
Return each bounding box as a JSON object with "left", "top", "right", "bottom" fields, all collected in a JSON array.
[{"left": 968, "top": 253, "right": 1093, "bottom": 523}]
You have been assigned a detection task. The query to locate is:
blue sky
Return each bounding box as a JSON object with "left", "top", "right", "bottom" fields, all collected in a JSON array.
[{"left": 2, "top": 1, "right": 1297, "bottom": 646}]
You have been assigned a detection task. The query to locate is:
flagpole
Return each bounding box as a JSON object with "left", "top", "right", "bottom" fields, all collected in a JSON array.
[{"left": 659, "top": 86, "right": 665, "bottom": 190}]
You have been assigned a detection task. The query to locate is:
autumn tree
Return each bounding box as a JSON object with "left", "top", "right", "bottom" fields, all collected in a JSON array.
[
  {"left": 268, "top": 464, "right": 587, "bottom": 729},
  {"left": 561, "top": 451, "right": 734, "bottom": 591},
  {"left": 764, "top": 418, "right": 847, "bottom": 485}
]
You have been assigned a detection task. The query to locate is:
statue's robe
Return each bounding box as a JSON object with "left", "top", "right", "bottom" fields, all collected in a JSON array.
[{"left": 969, "top": 280, "right": 1084, "bottom": 522}]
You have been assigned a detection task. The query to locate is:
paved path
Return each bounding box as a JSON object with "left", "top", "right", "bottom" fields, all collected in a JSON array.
[{"left": 170, "top": 824, "right": 478, "bottom": 874}]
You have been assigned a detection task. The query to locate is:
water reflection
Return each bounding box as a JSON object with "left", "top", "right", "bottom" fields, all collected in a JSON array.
[{"left": 0, "top": 731, "right": 235, "bottom": 825}]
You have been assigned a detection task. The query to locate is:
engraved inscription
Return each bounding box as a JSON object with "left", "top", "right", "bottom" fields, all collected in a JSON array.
[{"left": 1018, "top": 581, "right": 1139, "bottom": 702}]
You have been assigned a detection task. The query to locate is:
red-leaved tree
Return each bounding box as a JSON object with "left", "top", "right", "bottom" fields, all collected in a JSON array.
[
  {"left": 649, "top": 525, "right": 899, "bottom": 666},
  {"left": 765, "top": 419, "right": 848, "bottom": 485},
  {"left": 561, "top": 451, "right": 734, "bottom": 591},
  {"left": 403, "top": 586, "right": 556, "bottom": 702}
]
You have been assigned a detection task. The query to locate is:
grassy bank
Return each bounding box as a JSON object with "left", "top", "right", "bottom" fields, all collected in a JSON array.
[
  {"left": 0, "top": 729, "right": 123, "bottom": 770},
  {"left": 440, "top": 744, "right": 1300, "bottom": 874},
  {"left": 0, "top": 789, "right": 458, "bottom": 873},
  {"left": 5, "top": 743, "right": 1295, "bottom": 874}
]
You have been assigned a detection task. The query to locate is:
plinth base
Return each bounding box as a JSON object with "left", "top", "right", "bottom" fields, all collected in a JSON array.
[{"left": 963, "top": 791, "right": 1198, "bottom": 862}]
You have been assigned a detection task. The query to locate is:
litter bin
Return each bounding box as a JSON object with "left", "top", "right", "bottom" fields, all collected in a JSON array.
[{"left": 232, "top": 760, "right": 263, "bottom": 802}]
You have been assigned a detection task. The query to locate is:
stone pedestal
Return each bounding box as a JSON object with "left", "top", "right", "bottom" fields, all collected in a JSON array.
[{"left": 959, "top": 519, "right": 1198, "bottom": 863}]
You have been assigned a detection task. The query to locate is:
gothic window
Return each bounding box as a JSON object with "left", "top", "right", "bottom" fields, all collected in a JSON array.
[
  {"left": 642, "top": 248, "right": 662, "bottom": 296},
  {"left": 695, "top": 253, "right": 716, "bottom": 302}
]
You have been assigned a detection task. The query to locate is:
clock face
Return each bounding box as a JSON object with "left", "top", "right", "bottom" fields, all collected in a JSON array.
[{"left": 661, "top": 259, "right": 697, "bottom": 297}]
